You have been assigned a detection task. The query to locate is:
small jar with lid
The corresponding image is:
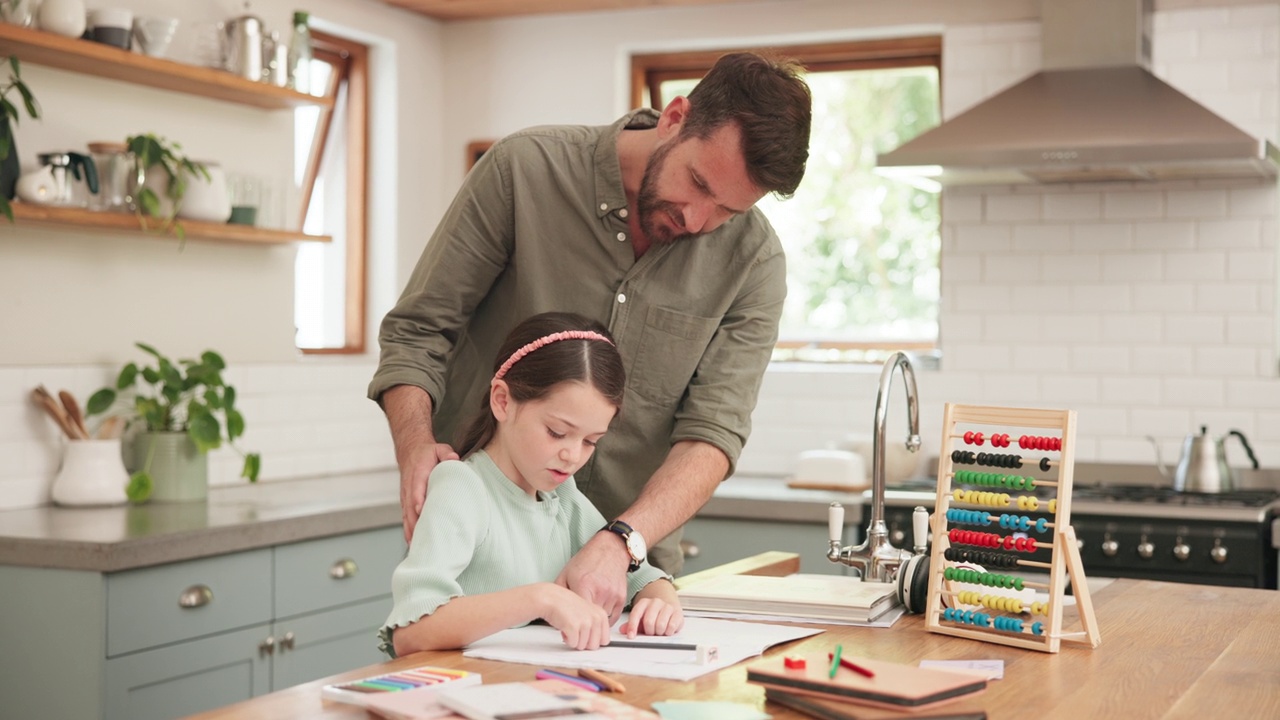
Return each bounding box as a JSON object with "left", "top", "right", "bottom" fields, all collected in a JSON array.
[{"left": 87, "top": 141, "right": 136, "bottom": 212}]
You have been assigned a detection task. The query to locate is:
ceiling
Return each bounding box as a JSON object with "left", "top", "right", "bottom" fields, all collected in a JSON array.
[{"left": 379, "top": 0, "right": 774, "bottom": 22}]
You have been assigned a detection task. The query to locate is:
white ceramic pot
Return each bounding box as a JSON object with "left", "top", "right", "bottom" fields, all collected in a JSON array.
[
  {"left": 141, "top": 162, "right": 232, "bottom": 223},
  {"left": 37, "top": 0, "right": 87, "bottom": 38},
  {"left": 51, "top": 439, "right": 129, "bottom": 506}
]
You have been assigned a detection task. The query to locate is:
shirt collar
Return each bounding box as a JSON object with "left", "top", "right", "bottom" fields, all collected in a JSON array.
[{"left": 594, "top": 108, "right": 659, "bottom": 220}]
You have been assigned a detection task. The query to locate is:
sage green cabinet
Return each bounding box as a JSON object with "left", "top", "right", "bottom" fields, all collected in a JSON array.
[
  {"left": 678, "top": 516, "right": 857, "bottom": 576},
  {"left": 0, "top": 525, "right": 404, "bottom": 720}
]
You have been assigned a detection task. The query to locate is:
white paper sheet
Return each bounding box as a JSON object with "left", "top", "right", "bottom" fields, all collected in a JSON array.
[
  {"left": 682, "top": 604, "right": 906, "bottom": 628},
  {"left": 462, "top": 616, "right": 823, "bottom": 681}
]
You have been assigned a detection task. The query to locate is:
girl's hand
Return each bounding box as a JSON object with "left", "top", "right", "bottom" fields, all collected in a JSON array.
[
  {"left": 539, "top": 584, "right": 612, "bottom": 650},
  {"left": 620, "top": 597, "right": 684, "bottom": 638}
]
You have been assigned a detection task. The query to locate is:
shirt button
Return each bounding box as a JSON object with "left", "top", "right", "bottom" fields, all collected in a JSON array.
[
  {"left": 617, "top": 293, "right": 627, "bottom": 304},
  {"left": 618, "top": 208, "right": 629, "bottom": 218},
  {"left": 599, "top": 203, "right": 608, "bottom": 211},
  {"left": 616, "top": 232, "right": 626, "bottom": 242}
]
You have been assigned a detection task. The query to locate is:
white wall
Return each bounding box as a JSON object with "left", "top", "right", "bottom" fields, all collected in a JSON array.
[{"left": 2, "top": 0, "right": 1277, "bottom": 511}]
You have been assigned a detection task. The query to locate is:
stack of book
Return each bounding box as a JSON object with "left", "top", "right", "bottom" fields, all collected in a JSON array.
[{"left": 676, "top": 573, "right": 901, "bottom": 623}]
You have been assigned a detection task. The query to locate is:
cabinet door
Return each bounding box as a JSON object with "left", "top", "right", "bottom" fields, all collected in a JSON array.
[
  {"left": 104, "top": 623, "right": 271, "bottom": 720},
  {"left": 274, "top": 526, "right": 404, "bottom": 619},
  {"left": 679, "top": 517, "right": 850, "bottom": 576},
  {"left": 270, "top": 596, "right": 392, "bottom": 691}
]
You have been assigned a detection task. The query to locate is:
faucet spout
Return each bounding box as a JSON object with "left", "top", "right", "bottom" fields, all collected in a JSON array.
[{"left": 830, "top": 352, "right": 922, "bottom": 583}]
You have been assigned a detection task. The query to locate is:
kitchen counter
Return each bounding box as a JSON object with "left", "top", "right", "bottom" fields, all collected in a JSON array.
[{"left": 0, "top": 470, "right": 399, "bottom": 572}]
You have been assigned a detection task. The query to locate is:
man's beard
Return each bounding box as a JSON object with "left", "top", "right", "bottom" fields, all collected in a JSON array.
[{"left": 636, "top": 140, "right": 695, "bottom": 246}]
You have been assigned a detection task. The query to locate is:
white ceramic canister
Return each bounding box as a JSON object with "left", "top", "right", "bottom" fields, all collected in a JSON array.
[
  {"left": 36, "top": 0, "right": 87, "bottom": 38},
  {"left": 176, "top": 162, "right": 232, "bottom": 223},
  {"left": 51, "top": 439, "right": 129, "bottom": 506}
]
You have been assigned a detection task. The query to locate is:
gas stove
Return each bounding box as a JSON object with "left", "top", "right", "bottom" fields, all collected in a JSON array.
[{"left": 874, "top": 482, "right": 1279, "bottom": 590}]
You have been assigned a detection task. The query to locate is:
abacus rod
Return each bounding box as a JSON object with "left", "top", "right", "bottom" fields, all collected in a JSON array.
[{"left": 1019, "top": 559, "right": 1052, "bottom": 569}]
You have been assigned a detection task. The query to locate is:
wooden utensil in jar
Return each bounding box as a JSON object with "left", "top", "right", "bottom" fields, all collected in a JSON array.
[
  {"left": 58, "top": 389, "right": 91, "bottom": 439},
  {"left": 31, "top": 386, "right": 82, "bottom": 439}
]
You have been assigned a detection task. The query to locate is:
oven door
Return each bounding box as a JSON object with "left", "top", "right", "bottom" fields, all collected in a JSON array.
[{"left": 1073, "top": 515, "right": 1276, "bottom": 589}]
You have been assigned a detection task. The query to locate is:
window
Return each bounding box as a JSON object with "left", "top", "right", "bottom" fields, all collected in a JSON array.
[
  {"left": 631, "top": 40, "right": 942, "bottom": 363},
  {"left": 294, "top": 31, "right": 369, "bottom": 354}
]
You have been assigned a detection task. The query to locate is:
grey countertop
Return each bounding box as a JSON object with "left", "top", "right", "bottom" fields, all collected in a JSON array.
[{"left": 0, "top": 470, "right": 400, "bottom": 572}]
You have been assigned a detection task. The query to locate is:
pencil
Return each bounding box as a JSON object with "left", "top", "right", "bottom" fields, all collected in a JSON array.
[
  {"left": 578, "top": 667, "right": 626, "bottom": 693},
  {"left": 828, "top": 651, "right": 876, "bottom": 678},
  {"left": 606, "top": 640, "right": 698, "bottom": 651}
]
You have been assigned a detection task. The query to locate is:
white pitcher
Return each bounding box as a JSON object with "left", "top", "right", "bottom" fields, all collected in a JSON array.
[{"left": 51, "top": 439, "right": 129, "bottom": 506}]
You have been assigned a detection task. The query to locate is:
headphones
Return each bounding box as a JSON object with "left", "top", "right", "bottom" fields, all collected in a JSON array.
[{"left": 896, "top": 552, "right": 931, "bottom": 614}]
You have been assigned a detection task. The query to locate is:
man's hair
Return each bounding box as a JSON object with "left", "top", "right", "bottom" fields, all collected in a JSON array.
[
  {"left": 456, "top": 312, "right": 625, "bottom": 458},
  {"left": 682, "top": 51, "right": 812, "bottom": 198}
]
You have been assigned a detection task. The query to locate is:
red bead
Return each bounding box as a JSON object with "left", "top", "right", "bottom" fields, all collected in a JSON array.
[
  {"left": 964, "top": 431, "right": 973, "bottom": 444},
  {"left": 974, "top": 432, "right": 985, "bottom": 446}
]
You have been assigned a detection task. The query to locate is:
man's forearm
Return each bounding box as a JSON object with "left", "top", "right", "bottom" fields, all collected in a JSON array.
[
  {"left": 618, "top": 440, "right": 729, "bottom": 545},
  {"left": 381, "top": 385, "right": 437, "bottom": 453}
]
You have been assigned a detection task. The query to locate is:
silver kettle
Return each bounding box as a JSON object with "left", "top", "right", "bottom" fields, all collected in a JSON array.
[{"left": 1151, "top": 426, "right": 1259, "bottom": 493}]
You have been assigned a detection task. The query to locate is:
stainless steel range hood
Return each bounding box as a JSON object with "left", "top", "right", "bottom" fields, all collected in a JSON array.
[{"left": 877, "top": 0, "right": 1280, "bottom": 186}]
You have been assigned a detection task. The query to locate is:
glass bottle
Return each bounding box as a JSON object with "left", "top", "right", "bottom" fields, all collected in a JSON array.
[{"left": 286, "top": 10, "right": 312, "bottom": 94}]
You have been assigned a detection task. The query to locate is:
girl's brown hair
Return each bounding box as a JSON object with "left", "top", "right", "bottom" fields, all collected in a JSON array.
[{"left": 456, "top": 312, "right": 625, "bottom": 458}]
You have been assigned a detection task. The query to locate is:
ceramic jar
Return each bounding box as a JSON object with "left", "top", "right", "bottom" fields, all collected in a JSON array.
[
  {"left": 37, "top": 0, "right": 87, "bottom": 38},
  {"left": 141, "top": 161, "right": 232, "bottom": 223},
  {"left": 51, "top": 439, "right": 129, "bottom": 506}
]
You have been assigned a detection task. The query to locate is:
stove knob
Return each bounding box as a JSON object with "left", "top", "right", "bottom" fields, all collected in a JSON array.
[
  {"left": 1210, "top": 539, "right": 1228, "bottom": 564},
  {"left": 1172, "top": 539, "right": 1191, "bottom": 562},
  {"left": 1100, "top": 534, "right": 1118, "bottom": 557},
  {"left": 1136, "top": 536, "right": 1154, "bottom": 560}
]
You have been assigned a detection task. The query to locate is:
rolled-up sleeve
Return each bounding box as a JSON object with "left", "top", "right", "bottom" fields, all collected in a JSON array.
[
  {"left": 670, "top": 238, "right": 786, "bottom": 473},
  {"left": 368, "top": 142, "right": 515, "bottom": 406}
]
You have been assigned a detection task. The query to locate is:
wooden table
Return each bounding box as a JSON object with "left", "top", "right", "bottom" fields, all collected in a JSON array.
[{"left": 188, "top": 553, "right": 1280, "bottom": 720}]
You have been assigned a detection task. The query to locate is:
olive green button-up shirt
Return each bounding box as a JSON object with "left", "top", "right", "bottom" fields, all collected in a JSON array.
[{"left": 369, "top": 109, "right": 786, "bottom": 572}]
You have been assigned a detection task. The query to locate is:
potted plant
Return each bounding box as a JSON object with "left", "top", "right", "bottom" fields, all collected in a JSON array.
[
  {"left": 0, "top": 55, "right": 40, "bottom": 220},
  {"left": 85, "top": 342, "right": 261, "bottom": 503},
  {"left": 127, "top": 133, "right": 210, "bottom": 240}
]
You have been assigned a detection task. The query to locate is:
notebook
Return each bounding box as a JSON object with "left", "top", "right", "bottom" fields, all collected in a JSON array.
[
  {"left": 765, "top": 688, "right": 988, "bottom": 720},
  {"left": 746, "top": 653, "right": 987, "bottom": 711},
  {"left": 367, "top": 679, "right": 659, "bottom": 720},
  {"left": 677, "top": 573, "right": 900, "bottom": 623}
]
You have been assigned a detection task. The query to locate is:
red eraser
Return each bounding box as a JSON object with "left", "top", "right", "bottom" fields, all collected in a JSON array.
[{"left": 783, "top": 655, "right": 807, "bottom": 669}]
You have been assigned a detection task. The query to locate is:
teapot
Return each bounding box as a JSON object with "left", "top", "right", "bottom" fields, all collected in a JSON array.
[
  {"left": 16, "top": 151, "right": 98, "bottom": 206},
  {"left": 1149, "top": 426, "right": 1259, "bottom": 493}
]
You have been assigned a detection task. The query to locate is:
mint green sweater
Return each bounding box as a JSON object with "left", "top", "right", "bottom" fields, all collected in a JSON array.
[{"left": 379, "top": 450, "right": 669, "bottom": 656}]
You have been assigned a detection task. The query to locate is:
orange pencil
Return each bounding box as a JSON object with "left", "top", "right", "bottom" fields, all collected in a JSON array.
[{"left": 578, "top": 667, "right": 626, "bottom": 693}]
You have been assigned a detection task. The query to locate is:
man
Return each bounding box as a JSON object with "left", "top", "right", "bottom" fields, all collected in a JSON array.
[{"left": 369, "top": 51, "right": 811, "bottom": 620}]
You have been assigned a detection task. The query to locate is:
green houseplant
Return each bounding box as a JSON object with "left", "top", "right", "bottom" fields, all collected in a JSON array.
[
  {"left": 127, "top": 133, "right": 209, "bottom": 240},
  {"left": 0, "top": 55, "right": 40, "bottom": 220},
  {"left": 86, "top": 342, "right": 261, "bottom": 503}
]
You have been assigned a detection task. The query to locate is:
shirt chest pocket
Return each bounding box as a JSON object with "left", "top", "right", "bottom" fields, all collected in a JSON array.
[{"left": 631, "top": 306, "right": 718, "bottom": 407}]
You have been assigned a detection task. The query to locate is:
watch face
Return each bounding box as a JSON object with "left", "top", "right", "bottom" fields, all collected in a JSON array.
[{"left": 626, "top": 532, "right": 646, "bottom": 561}]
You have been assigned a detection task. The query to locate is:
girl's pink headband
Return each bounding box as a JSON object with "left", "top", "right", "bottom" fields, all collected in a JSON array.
[{"left": 493, "top": 330, "right": 614, "bottom": 381}]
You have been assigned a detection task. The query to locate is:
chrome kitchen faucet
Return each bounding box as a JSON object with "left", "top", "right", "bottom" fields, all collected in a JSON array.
[{"left": 828, "top": 351, "right": 926, "bottom": 582}]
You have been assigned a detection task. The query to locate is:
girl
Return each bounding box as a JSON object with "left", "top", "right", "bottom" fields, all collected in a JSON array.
[{"left": 380, "top": 312, "right": 684, "bottom": 656}]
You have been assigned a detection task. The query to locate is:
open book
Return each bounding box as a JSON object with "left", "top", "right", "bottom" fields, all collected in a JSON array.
[{"left": 677, "top": 573, "right": 900, "bottom": 623}]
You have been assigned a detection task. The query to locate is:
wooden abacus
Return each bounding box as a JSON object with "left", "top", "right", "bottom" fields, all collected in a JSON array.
[{"left": 924, "top": 403, "right": 1101, "bottom": 653}]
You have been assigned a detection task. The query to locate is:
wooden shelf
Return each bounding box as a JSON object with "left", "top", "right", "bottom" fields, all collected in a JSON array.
[
  {"left": 0, "top": 23, "right": 332, "bottom": 110},
  {"left": 9, "top": 202, "right": 332, "bottom": 246}
]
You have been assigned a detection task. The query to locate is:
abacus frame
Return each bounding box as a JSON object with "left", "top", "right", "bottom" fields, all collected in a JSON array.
[{"left": 924, "top": 403, "right": 1101, "bottom": 653}]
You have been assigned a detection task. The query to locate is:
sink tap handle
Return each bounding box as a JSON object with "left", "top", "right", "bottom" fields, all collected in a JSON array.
[
  {"left": 912, "top": 506, "right": 929, "bottom": 555},
  {"left": 828, "top": 502, "right": 844, "bottom": 545}
]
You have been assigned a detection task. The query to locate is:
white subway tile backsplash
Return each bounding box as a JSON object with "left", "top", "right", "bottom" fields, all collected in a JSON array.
[
  {"left": 984, "top": 254, "right": 1042, "bottom": 281},
  {"left": 1041, "top": 376, "right": 1101, "bottom": 404},
  {"left": 1164, "top": 251, "right": 1227, "bottom": 281},
  {"left": 1164, "top": 315, "right": 1227, "bottom": 344},
  {"left": 1226, "top": 314, "right": 1273, "bottom": 345},
  {"left": 1227, "top": 250, "right": 1275, "bottom": 280},
  {"left": 1132, "top": 346, "right": 1196, "bottom": 376},
  {"left": 1043, "top": 193, "right": 1102, "bottom": 221},
  {"left": 1101, "top": 313, "right": 1165, "bottom": 343},
  {"left": 1104, "top": 192, "right": 1165, "bottom": 220},
  {"left": 1041, "top": 254, "right": 1103, "bottom": 283},
  {"left": 1195, "top": 346, "right": 1264, "bottom": 377},
  {"left": 1012, "top": 224, "right": 1072, "bottom": 252},
  {"left": 1195, "top": 282, "right": 1261, "bottom": 312},
  {"left": 954, "top": 223, "right": 1013, "bottom": 252},
  {"left": 986, "top": 194, "right": 1041, "bottom": 222},
  {"left": 1009, "top": 284, "right": 1072, "bottom": 309},
  {"left": 953, "top": 284, "right": 1014, "bottom": 313},
  {"left": 1166, "top": 190, "right": 1230, "bottom": 219},
  {"left": 942, "top": 194, "right": 983, "bottom": 223},
  {"left": 1012, "top": 345, "right": 1072, "bottom": 373},
  {"left": 1101, "top": 253, "right": 1165, "bottom": 282},
  {"left": 1038, "top": 314, "right": 1102, "bottom": 343},
  {"left": 1132, "top": 283, "right": 1196, "bottom": 313},
  {"left": 1163, "top": 377, "right": 1228, "bottom": 407},
  {"left": 1069, "top": 284, "right": 1131, "bottom": 312},
  {"left": 1200, "top": 26, "right": 1265, "bottom": 59},
  {"left": 1131, "top": 407, "right": 1197, "bottom": 437},
  {"left": 1072, "top": 223, "right": 1134, "bottom": 252},
  {"left": 1229, "top": 187, "right": 1278, "bottom": 218},
  {"left": 945, "top": 343, "right": 1013, "bottom": 373},
  {"left": 1071, "top": 346, "right": 1131, "bottom": 374},
  {"left": 1134, "top": 221, "right": 1196, "bottom": 251},
  {"left": 1076, "top": 406, "right": 1130, "bottom": 437},
  {"left": 1200, "top": 218, "right": 1263, "bottom": 249},
  {"left": 1101, "top": 376, "right": 1163, "bottom": 406}
]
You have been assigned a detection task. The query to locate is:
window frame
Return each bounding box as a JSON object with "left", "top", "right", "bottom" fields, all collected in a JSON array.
[
  {"left": 297, "top": 30, "right": 370, "bottom": 356},
  {"left": 631, "top": 38, "right": 943, "bottom": 360}
]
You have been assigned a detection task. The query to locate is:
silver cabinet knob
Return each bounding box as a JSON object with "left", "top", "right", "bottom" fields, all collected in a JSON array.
[
  {"left": 279, "top": 631, "right": 295, "bottom": 651},
  {"left": 1100, "top": 534, "right": 1118, "bottom": 557},
  {"left": 1136, "top": 536, "right": 1154, "bottom": 560},
  {"left": 679, "top": 539, "right": 700, "bottom": 559},
  {"left": 1210, "top": 539, "right": 1229, "bottom": 564},
  {"left": 258, "top": 636, "right": 275, "bottom": 657},
  {"left": 178, "top": 584, "right": 213, "bottom": 609},
  {"left": 1172, "top": 539, "right": 1191, "bottom": 561},
  {"left": 329, "top": 558, "right": 358, "bottom": 579}
]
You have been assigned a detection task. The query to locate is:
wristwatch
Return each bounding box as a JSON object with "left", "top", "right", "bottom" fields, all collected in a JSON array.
[{"left": 602, "top": 520, "right": 646, "bottom": 572}]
